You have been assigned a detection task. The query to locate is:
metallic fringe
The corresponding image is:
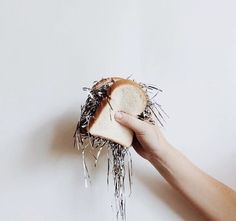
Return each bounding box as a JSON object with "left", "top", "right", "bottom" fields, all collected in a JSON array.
[{"left": 73, "top": 77, "right": 167, "bottom": 221}]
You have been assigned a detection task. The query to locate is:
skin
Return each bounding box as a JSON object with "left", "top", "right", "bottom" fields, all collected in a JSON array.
[{"left": 114, "top": 111, "right": 236, "bottom": 221}]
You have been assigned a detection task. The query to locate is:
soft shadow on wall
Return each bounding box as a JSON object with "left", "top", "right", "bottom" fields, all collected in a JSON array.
[
  {"left": 21, "top": 107, "right": 107, "bottom": 181},
  {"left": 136, "top": 171, "right": 207, "bottom": 221}
]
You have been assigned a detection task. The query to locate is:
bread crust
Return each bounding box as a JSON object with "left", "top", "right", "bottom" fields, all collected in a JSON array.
[{"left": 92, "top": 77, "right": 122, "bottom": 90}]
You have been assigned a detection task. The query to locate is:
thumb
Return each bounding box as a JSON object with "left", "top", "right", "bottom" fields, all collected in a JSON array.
[{"left": 114, "top": 111, "right": 148, "bottom": 135}]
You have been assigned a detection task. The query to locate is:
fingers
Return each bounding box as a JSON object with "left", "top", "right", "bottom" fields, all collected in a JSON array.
[{"left": 114, "top": 111, "right": 149, "bottom": 135}]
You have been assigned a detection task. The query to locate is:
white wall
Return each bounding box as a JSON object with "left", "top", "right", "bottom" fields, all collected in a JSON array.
[{"left": 0, "top": 0, "right": 235, "bottom": 220}]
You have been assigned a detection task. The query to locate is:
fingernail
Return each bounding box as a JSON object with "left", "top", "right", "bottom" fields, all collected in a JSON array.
[{"left": 115, "top": 111, "right": 123, "bottom": 120}]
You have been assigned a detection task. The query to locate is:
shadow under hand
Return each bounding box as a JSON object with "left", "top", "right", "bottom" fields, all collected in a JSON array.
[
  {"left": 136, "top": 172, "right": 207, "bottom": 221},
  {"left": 50, "top": 112, "right": 78, "bottom": 157},
  {"left": 50, "top": 110, "right": 108, "bottom": 181},
  {"left": 20, "top": 109, "right": 80, "bottom": 172}
]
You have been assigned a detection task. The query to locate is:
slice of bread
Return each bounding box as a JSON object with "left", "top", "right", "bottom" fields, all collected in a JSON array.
[{"left": 88, "top": 78, "right": 147, "bottom": 147}]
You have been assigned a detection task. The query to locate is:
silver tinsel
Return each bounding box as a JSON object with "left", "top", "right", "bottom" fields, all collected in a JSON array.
[{"left": 74, "top": 77, "right": 167, "bottom": 221}]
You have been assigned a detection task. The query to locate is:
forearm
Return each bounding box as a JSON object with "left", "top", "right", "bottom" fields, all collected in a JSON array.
[{"left": 149, "top": 142, "right": 236, "bottom": 221}]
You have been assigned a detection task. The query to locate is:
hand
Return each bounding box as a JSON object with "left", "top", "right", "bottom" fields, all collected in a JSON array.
[
  {"left": 115, "top": 112, "right": 236, "bottom": 221},
  {"left": 114, "top": 111, "right": 169, "bottom": 161}
]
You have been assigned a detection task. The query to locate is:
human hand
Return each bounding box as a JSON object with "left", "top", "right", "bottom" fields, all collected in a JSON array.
[{"left": 114, "top": 111, "right": 170, "bottom": 162}]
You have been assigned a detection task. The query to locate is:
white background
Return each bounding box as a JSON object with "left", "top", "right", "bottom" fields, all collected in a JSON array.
[{"left": 0, "top": 0, "right": 236, "bottom": 220}]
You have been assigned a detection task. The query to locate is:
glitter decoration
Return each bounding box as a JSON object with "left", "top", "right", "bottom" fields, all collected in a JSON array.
[{"left": 74, "top": 77, "right": 167, "bottom": 221}]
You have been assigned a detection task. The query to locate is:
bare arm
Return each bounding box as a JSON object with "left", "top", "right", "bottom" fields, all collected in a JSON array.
[{"left": 115, "top": 112, "right": 236, "bottom": 221}]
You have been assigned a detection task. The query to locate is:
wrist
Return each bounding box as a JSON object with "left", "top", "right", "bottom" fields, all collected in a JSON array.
[{"left": 147, "top": 140, "right": 174, "bottom": 165}]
